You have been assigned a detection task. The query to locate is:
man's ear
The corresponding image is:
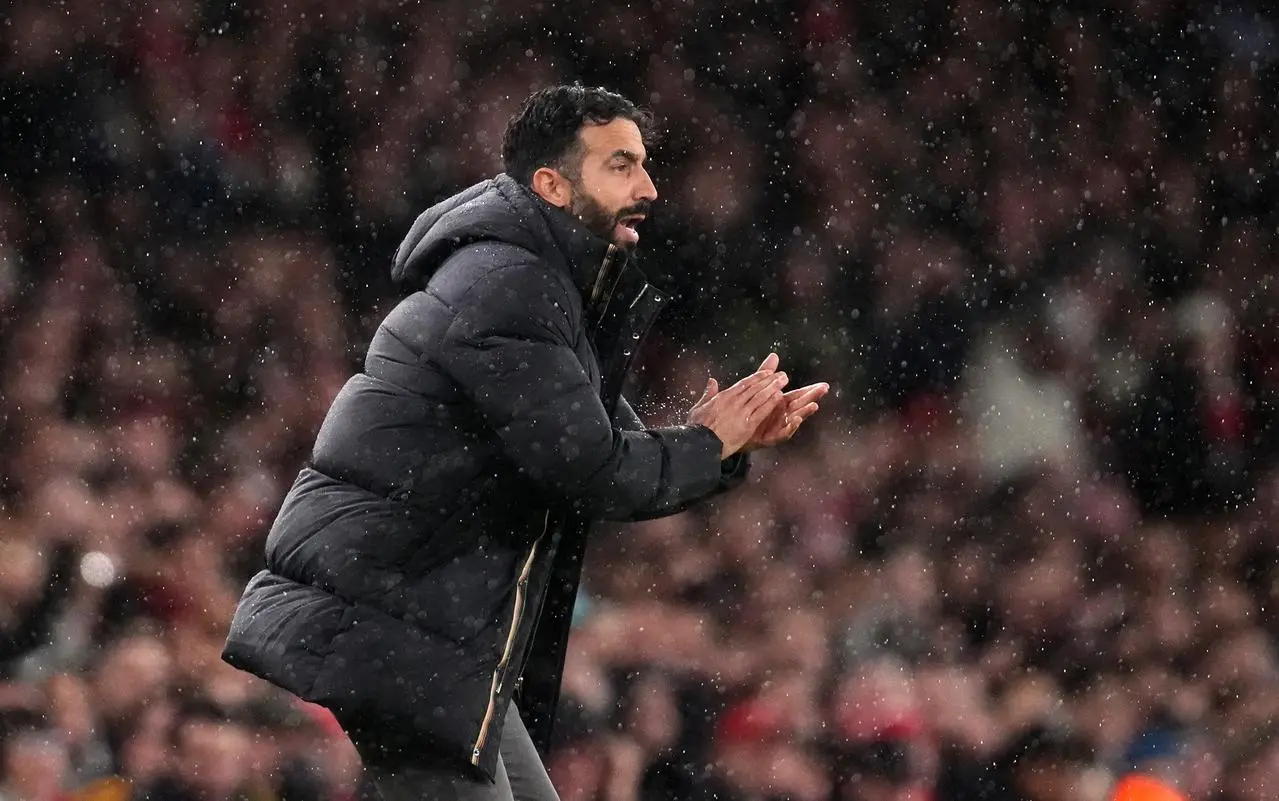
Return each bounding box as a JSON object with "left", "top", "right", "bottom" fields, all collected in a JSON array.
[{"left": 531, "top": 167, "right": 572, "bottom": 209}]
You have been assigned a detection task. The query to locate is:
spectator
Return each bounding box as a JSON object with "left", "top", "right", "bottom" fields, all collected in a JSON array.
[
  {"left": 135, "top": 700, "right": 252, "bottom": 801},
  {"left": 0, "top": 711, "right": 72, "bottom": 801}
]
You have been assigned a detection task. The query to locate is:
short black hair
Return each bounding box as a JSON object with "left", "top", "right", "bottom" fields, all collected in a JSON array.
[{"left": 502, "top": 84, "right": 656, "bottom": 185}]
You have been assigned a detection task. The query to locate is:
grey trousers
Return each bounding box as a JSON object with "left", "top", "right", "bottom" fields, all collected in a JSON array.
[{"left": 363, "top": 704, "right": 561, "bottom": 801}]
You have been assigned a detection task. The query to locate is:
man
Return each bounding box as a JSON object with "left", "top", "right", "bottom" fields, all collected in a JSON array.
[{"left": 221, "top": 85, "right": 828, "bottom": 800}]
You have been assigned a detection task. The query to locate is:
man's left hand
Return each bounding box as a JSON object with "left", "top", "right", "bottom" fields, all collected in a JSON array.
[{"left": 742, "top": 380, "right": 829, "bottom": 452}]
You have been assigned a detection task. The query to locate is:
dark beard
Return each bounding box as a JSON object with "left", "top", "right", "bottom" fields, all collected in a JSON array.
[
  {"left": 569, "top": 189, "right": 650, "bottom": 251},
  {"left": 569, "top": 190, "right": 623, "bottom": 247}
]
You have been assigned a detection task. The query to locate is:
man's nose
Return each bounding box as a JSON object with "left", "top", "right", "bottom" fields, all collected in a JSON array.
[{"left": 636, "top": 167, "right": 658, "bottom": 202}]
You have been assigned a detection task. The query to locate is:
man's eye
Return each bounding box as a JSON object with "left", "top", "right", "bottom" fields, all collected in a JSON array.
[{"left": 613, "top": 163, "right": 630, "bottom": 173}]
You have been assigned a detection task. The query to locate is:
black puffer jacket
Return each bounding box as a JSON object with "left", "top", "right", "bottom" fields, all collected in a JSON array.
[{"left": 221, "top": 174, "right": 748, "bottom": 780}]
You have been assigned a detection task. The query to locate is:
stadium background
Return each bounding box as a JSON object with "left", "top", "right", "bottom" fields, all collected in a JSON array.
[{"left": 1, "top": 0, "right": 1277, "bottom": 799}]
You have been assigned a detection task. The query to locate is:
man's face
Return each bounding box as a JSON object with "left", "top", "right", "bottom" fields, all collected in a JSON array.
[{"left": 565, "top": 118, "right": 658, "bottom": 251}]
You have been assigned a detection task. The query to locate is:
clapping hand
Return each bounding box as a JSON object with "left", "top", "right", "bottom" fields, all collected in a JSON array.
[
  {"left": 742, "top": 355, "right": 828, "bottom": 452},
  {"left": 688, "top": 353, "right": 829, "bottom": 458}
]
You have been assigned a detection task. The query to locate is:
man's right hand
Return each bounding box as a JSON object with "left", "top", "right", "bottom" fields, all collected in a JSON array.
[{"left": 687, "top": 353, "right": 789, "bottom": 459}]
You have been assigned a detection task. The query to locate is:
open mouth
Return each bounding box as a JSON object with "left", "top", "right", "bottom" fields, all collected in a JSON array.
[{"left": 615, "top": 214, "right": 645, "bottom": 244}]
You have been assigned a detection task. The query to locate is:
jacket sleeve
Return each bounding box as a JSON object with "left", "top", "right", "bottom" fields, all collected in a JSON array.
[
  {"left": 612, "top": 396, "right": 750, "bottom": 521},
  {"left": 436, "top": 261, "right": 739, "bottom": 521}
]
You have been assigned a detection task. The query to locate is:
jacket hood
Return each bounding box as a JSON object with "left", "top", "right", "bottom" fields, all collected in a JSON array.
[{"left": 391, "top": 173, "right": 617, "bottom": 296}]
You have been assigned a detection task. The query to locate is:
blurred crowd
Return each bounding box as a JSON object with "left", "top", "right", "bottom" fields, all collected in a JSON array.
[{"left": 2, "top": 0, "right": 1278, "bottom": 800}]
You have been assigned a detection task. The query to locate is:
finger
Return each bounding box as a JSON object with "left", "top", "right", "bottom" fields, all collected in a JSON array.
[
  {"left": 783, "top": 383, "right": 829, "bottom": 406},
  {"left": 794, "top": 402, "right": 820, "bottom": 420},
  {"left": 749, "top": 395, "right": 785, "bottom": 426},
  {"left": 697, "top": 377, "right": 719, "bottom": 405},
  {"left": 789, "top": 403, "right": 819, "bottom": 427},
  {"left": 757, "top": 352, "right": 780, "bottom": 373},
  {"left": 781, "top": 382, "right": 830, "bottom": 400},
  {"left": 758, "top": 409, "right": 806, "bottom": 446},
  {"left": 745, "top": 386, "right": 783, "bottom": 421},
  {"left": 777, "top": 404, "right": 819, "bottom": 435},
  {"left": 785, "top": 389, "right": 828, "bottom": 414},
  {"left": 726, "top": 369, "right": 785, "bottom": 397},
  {"left": 770, "top": 405, "right": 819, "bottom": 443},
  {"left": 745, "top": 376, "right": 788, "bottom": 417},
  {"left": 760, "top": 372, "right": 790, "bottom": 400}
]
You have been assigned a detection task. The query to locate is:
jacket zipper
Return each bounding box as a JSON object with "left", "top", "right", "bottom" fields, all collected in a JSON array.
[
  {"left": 471, "top": 511, "right": 550, "bottom": 765},
  {"left": 588, "top": 244, "right": 622, "bottom": 312},
  {"left": 472, "top": 246, "right": 632, "bottom": 762}
]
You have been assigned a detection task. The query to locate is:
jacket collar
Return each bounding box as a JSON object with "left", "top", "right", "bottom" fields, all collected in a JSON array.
[{"left": 497, "top": 175, "right": 629, "bottom": 302}]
